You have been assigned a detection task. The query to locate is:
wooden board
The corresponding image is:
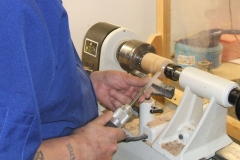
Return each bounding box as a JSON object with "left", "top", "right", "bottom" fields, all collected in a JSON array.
[{"left": 156, "top": 0, "right": 171, "bottom": 58}]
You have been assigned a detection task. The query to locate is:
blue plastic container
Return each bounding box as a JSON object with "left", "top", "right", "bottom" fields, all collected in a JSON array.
[{"left": 174, "top": 42, "right": 223, "bottom": 69}]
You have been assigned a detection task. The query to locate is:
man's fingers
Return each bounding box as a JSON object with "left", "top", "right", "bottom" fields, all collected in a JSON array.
[
  {"left": 126, "top": 74, "right": 151, "bottom": 87},
  {"left": 92, "top": 111, "right": 113, "bottom": 125},
  {"left": 109, "top": 97, "right": 123, "bottom": 110},
  {"left": 109, "top": 89, "right": 151, "bottom": 109},
  {"left": 109, "top": 89, "right": 132, "bottom": 104},
  {"left": 135, "top": 90, "right": 151, "bottom": 103},
  {"left": 116, "top": 128, "right": 126, "bottom": 142},
  {"left": 93, "top": 112, "right": 127, "bottom": 141}
]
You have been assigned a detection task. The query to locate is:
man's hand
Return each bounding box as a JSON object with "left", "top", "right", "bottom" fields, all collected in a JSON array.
[
  {"left": 70, "top": 111, "right": 126, "bottom": 159},
  {"left": 90, "top": 70, "right": 151, "bottom": 111},
  {"left": 36, "top": 112, "right": 126, "bottom": 160}
]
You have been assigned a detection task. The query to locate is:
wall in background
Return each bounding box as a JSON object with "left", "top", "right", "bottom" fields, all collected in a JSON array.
[{"left": 62, "top": 0, "right": 156, "bottom": 58}]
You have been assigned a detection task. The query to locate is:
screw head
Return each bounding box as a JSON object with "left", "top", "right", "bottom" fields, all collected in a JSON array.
[{"left": 179, "top": 134, "right": 183, "bottom": 140}]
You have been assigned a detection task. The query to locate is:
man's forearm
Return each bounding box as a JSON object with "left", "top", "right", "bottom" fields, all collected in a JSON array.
[{"left": 34, "top": 136, "right": 77, "bottom": 160}]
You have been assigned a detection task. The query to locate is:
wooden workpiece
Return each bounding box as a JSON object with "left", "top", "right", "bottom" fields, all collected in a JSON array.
[{"left": 141, "top": 53, "right": 172, "bottom": 75}]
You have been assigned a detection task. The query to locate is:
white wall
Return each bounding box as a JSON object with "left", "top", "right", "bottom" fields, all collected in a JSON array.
[
  {"left": 63, "top": 0, "right": 240, "bottom": 57},
  {"left": 62, "top": 0, "right": 157, "bottom": 58}
]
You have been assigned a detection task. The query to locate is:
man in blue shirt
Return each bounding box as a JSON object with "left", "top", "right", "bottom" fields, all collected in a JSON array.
[{"left": 0, "top": 0, "right": 150, "bottom": 159}]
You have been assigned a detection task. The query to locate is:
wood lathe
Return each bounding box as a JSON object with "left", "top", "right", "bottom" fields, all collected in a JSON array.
[{"left": 82, "top": 22, "right": 240, "bottom": 160}]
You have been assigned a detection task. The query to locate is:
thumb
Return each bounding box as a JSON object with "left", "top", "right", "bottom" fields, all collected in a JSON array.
[{"left": 92, "top": 111, "right": 113, "bottom": 125}]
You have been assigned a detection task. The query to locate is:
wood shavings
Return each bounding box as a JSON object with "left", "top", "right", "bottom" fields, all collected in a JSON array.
[
  {"left": 161, "top": 140, "right": 185, "bottom": 156},
  {"left": 124, "top": 118, "right": 139, "bottom": 136},
  {"left": 147, "top": 111, "right": 174, "bottom": 128}
]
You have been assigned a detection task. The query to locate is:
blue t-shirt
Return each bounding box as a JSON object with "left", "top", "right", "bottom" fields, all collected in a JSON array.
[{"left": 0, "top": 0, "right": 98, "bottom": 159}]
